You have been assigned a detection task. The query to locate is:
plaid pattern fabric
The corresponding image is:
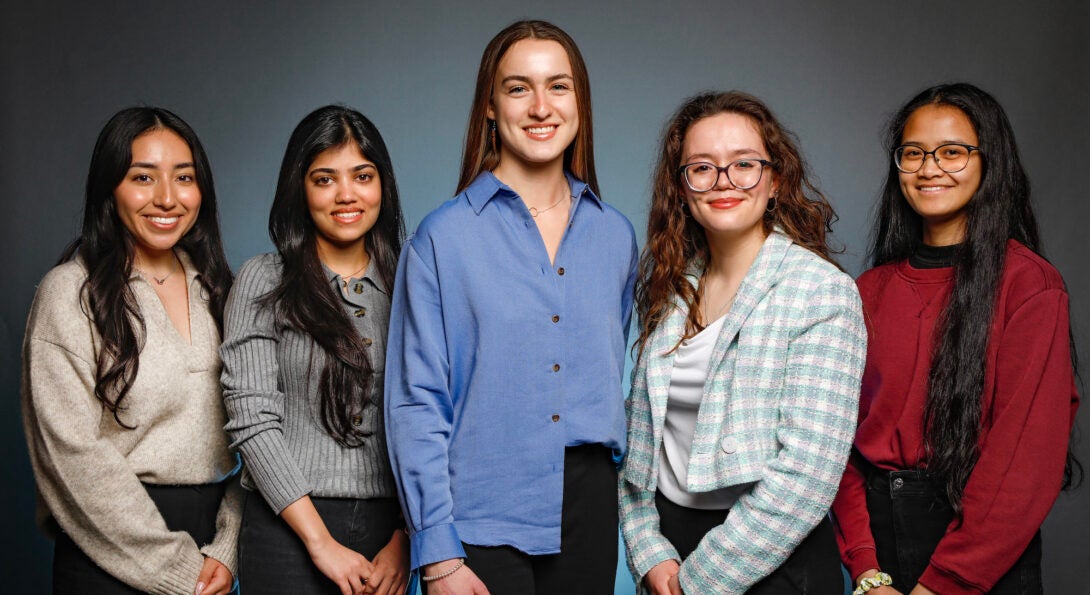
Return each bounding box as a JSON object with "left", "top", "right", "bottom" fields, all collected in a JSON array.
[{"left": 620, "top": 231, "right": 867, "bottom": 593}]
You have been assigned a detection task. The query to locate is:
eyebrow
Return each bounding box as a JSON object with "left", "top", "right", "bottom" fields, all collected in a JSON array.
[
  {"left": 500, "top": 73, "right": 574, "bottom": 85},
  {"left": 900, "top": 139, "right": 973, "bottom": 146},
  {"left": 130, "top": 161, "right": 195, "bottom": 169},
  {"left": 684, "top": 149, "right": 765, "bottom": 162},
  {"left": 309, "top": 163, "right": 377, "bottom": 174}
]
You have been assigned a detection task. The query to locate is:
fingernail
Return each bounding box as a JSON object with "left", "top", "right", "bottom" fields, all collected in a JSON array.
[{"left": 195, "top": 581, "right": 205, "bottom": 595}]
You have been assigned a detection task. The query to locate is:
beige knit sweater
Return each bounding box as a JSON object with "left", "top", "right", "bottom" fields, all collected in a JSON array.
[{"left": 21, "top": 253, "right": 242, "bottom": 594}]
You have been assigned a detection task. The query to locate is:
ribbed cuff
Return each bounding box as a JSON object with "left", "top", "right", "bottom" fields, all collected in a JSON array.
[
  {"left": 150, "top": 549, "right": 204, "bottom": 595},
  {"left": 239, "top": 430, "right": 311, "bottom": 514},
  {"left": 919, "top": 563, "right": 986, "bottom": 595},
  {"left": 843, "top": 545, "right": 880, "bottom": 583}
]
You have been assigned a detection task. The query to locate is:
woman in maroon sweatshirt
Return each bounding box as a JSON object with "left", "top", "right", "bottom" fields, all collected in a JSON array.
[{"left": 830, "top": 82, "right": 1079, "bottom": 595}]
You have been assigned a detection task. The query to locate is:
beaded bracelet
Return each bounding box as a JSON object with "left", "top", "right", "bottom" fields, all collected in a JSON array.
[
  {"left": 852, "top": 572, "right": 893, "bottom": 595},
  {"left": 421, "top": 558, "right": 466, "bottom": 582}
]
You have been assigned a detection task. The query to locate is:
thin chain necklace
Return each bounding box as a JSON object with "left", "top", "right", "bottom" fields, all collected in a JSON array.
[
  {"left": 528, "top": 191, "right": 574, "bottom": 218},
  {"left": 701, "top": 273, "right": 737, "bottom": 323},
  {"left": 338, "top": 259, "right": 369, "bottom": 288},
  {"left": 135, "top": 253, "right": 179, "bottom": 286}
]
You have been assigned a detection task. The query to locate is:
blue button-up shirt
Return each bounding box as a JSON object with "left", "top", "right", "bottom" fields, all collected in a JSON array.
[{"left": 385, "top": 171, "right": 638, "bottom": 570}]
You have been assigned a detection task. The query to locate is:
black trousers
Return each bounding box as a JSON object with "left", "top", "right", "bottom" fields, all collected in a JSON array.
[
  {"left": 426, "top": 444, "right": 619, "bottom": 595},
  {"left": 655, "top": 491, "right": 845, "bottom": 594},
  {"left": 865, "top": 469, "right": 1043, "bottom": 593},
  {"left": 237, "top": 492, "right": 401, "bottom": 594},
  {"left": 53, "top": 482, "right": 225, "bottom": 594}
]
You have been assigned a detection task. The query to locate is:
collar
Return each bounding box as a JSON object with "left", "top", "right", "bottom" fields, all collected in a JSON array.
[
  {"left": 127, "top": 249, "right": 201, "bottom": 287},
  {"left": 323, "top": 256, "right": 386, "bottom": 295},
  {"left": 463, "top": 170, "right": 602, "bottom": 215}
]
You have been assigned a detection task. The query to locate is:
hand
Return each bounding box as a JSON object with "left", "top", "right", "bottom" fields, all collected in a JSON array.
[
  {"left": 667, "top": 572, "right": 684, "bottom": 595},
  {"left": 362, "top": 530, "right": 409, "bottom": 595},
  {"left": 855, "top": 569, "right": 904, "bottom": 595},
  {"left": 422, "top": 559, "right": 490, "bottom": 595},
  {"left": 307, "top": 536, "right": 374, "bottom": 595},
  {"left": 908, "top": 586, "right": 936, "bottom": 595},
  {"left": 644, "top": 560, "right": 681, "bottom": 595},
  {"left": 194, "top": 556, "right": 233, "bottom": 595}
]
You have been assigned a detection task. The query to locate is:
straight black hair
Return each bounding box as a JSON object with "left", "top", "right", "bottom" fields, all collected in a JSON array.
[
  {"left": 265, "top": 105, "right": 404, "bottom": 447},
  {"left": 60, "top": 106, "right": 232, "bottom": 427}
]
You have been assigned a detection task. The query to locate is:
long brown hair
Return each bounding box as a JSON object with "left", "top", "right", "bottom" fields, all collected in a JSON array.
[
  {"left": 635, "top": 91, "right": 838, "bottom": 357},
  {"left": 456, "top": 20, "right": 597, "bottom": 195}
]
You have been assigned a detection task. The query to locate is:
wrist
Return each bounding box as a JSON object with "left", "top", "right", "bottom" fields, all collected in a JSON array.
[
  {"left": 422, "top": 558, "right": 465, "bottom": 582},
  {"left": 853, "top": 571, "right": 893, "bottom": 595}
]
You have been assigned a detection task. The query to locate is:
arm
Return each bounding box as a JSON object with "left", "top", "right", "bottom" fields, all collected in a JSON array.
[
  {"left": 198, "top": 475, "right": 244, "bottom": 575},
  {"left": 20, "top": 273, "right": 206, "bottom": 594},
  {"left": 384, "top": 240, "right": 465, "bottom": 570},
  {"left": 831, "top": 451, "right": 882, "bottom": 579},
  {"left": 280, "top": 496, "right": 373, "bottom": 594},
  {"left": 917, "top": 289, "right": 1076, "bottom": 594},
  {"left": 677, "top": 277, "right": 867, "bottom": 593}
]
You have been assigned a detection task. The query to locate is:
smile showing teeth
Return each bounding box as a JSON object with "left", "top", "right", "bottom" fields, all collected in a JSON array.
[
  {"left": 333, "top": 211, "right": 362, "bottom": 220},
  {"left": 147, "top": 216, "right": 179, "bottom": 224},
  {"left": 526, "top": 126, "right": 556, "bottom": 135}
]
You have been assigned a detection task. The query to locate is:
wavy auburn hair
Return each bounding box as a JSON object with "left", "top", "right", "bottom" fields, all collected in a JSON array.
[
  {"left": 456, "top": 20, "right": 597, "bottom": 195},
  {"left": 59, "top": 107, "right": 232, "bottom": 428},
  {"left": 635, "top": 91, "right": 838, "bottom": 357}
]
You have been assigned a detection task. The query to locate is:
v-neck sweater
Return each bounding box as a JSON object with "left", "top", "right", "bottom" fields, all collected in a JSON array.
[{"left": 21, "top": 252, "right": 242, "bottom": 595}]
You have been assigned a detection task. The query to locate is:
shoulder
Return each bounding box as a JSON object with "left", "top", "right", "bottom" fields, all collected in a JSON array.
[
  {"left": 591, "top": 200, "right": 638, "bottom": 242},
  {"left": 412, "top": 195, "right": 475, "bottom": 241},
  {"left": 855, "top": 261, "right": 899, "bottom": 295},
  {"left": 779, "top": 243, "right": 857, "bottom": 295},
  {"left": 999, "top": 240, "right": 1068, "bottom": 310},
  {"left": 231, "top": 253, "right": 281, "bottom": 299},
  {"left": 25, "top": 260, "right": 93, "bottom": 346}
]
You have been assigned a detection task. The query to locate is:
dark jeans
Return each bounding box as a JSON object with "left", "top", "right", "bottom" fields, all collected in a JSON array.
[
  {"left": 238, "top": 492, "right": 401, "bottom": 594},
  {"left": 865, "top": 469, "right": 1043, "bottom": 593},
  {"left": 426, "top": 444, "right": 619, "bottom": 595},
  {"left": 53, "top": 482, "right": 226, "bottom": 594},
  {"left": 655, "top": 491, "right": 844, "bottom": 594}
]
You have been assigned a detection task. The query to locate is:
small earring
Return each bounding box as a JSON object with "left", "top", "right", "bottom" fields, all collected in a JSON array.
[
  {"left": 766, "top": 195, "right": 778, "bottom": 213},
  {"left": 489, "top": 120, "right": 497, "bottom": 153}
]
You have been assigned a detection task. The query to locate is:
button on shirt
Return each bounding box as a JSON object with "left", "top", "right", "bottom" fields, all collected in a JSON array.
[{"left": 385, "top": 172, "right": 638, "bottom": 570}]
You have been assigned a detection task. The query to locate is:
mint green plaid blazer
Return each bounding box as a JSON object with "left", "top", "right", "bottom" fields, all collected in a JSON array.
[{"left": 620, "top": 231, "right": 867, "bottom": 594}]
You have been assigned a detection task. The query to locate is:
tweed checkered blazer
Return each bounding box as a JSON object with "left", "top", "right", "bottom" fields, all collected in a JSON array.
[{"left": 620, "top": 231, "right": 866, "bottom": 594}]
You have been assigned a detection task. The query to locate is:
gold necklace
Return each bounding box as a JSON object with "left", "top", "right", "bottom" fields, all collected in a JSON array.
[
  {"left": 528, "top": 191, "right": 574, "bottom": 218},
  {"left": 701, "top": 274, "right": 736, "bottom": 323},
  {"left": 135, "top": 254, "right": 179, "bottom": 286}
]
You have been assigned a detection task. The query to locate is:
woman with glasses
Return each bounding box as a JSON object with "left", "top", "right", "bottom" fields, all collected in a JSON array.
[
  {"left": 385, "top": 20, "right": 638, "bottom": 595},
  {"left": 831, "top": 82, "right": 1079, "bottom": 595},
  {"left": 220, "top": 106, "right": 409, "bottom": 595},
  {"left": 21, "top": 107, "right": 240, "bottom": 595},
  {"left": 619, "top": 91, "right": 866, "bottom": 594}
]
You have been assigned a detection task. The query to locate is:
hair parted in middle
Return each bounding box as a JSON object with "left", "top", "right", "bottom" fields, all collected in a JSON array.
[
  {"left": 635, "top": 91, "right": 839, "bottom": 357},
  {"left": 456, "top": 19, "right": 597, "bottom": 195},
  {"left": 265, "top": 104, "right": 405, "bottom": 448}
]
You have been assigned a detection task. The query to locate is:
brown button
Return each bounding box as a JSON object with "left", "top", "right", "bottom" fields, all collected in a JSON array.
[
  {"left": 557, "top": 267, "right": 565, "bottom": 276},
  {"left": 354, "top": 308, "right": 367, "bottom": 317},
  {"left": 354, "top": 283, "right": 364, "bottom": 294},
  {"left": 351, "top": 415, "right": 363, "bottom": 426},
  {"left": 551, "top": 315, "right": 560, "bottom": 323},
  {"left": 552, "top": 363, "right": 560, "bottom": 372},
  {"left": 551, "top": 414, "right": 560, "bottom": 422},
  {"left": 363, "top": 338, "right": 373, "bottom": 347}
]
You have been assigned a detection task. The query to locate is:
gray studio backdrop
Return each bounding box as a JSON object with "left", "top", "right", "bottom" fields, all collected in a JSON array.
[{"left": 2, "top": 1, "right": 1087, "bottom": 592}]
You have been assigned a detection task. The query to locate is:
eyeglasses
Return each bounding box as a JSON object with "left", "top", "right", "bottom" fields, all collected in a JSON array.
[
  {"left": 893, "top": 143, "right": 979, "bottom": 174},
  {"left": 679, "top": 159, "right": 772, "bottom": 192}
]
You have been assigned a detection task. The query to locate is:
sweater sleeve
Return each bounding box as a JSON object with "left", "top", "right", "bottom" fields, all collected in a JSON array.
[
  {"left": 678, "top": 276, "right": 867, "bottom": 593},
  {"left": 199, "top": 475, "right": 244, "bottom": 574},
  {"left": 384, "top": 238, "right": 466, "bottom": 571},
  {"left": 919, "top": 288, "right": 1077, "bottom": 594},
  {"left": 20, "top": 271, "right": 206, "bottom": 595},
  {"left": 831, "top": 451, "right": 880, "bottom": 580},
  {"left": 220, "top": 256, "right": 312, "bottom": 513}
]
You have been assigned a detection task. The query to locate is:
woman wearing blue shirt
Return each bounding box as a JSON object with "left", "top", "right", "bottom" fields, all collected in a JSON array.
[{"left": 385, "top": 19, "right": 638, "bottom": 595}]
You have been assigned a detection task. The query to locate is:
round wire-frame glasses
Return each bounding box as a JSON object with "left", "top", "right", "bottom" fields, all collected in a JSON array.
[
  {"left": 893, "top": 143, "right": 979, "bottom": 174},
  {"left": 679, "top": 159, "right": 773, "bottom": 192}
]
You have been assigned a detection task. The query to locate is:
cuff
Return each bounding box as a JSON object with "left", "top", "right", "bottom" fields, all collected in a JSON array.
[
  {"left": 919, "top": 563, "right": 987, "bottom": 595},
  {"left": 150, "top": 549, "right": 204, "bottom": 595},
  {"left": 199, "top": 479, "right": 244, "bottom": 574},
  {"left": 239, "top": 431, "right": 311, "bottom": 514},
  {"left": 843, "top": 545, "right": 881, "bottom": 583},
  {"left": 410, "top": 522, "right": 465, "bottom": 571}
]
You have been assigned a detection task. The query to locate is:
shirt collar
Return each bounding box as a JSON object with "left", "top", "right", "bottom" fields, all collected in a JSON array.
[
  {"left": 463, "top": 171, "right": 603, "bottom": 215},
  {"left": 322, "top": 256, "right": 387, "bottom": 295},
  {"left": 127, "top": 248, "right": 201, "bottom": 287}
]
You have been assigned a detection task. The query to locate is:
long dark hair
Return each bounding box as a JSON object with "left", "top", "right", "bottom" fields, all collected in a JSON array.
[
  {"left": 457, "top": 20, "right": 597, "bottom": 195},
  {"left": 59, "top": 107, "right": 232, "bottom": 428},
  {"left": 636, "top": 91, "right": 839, "bottom": 357},
  {"left": 265, "top": 105, "right": 404, "bottom": 447},
  {"left": 871, "top": 82, "right": 1080, "bottom": 509}
]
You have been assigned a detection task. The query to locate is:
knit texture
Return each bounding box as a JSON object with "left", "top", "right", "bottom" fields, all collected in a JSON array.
[{"left": 21, "top": 254, "right": 242, "bottom": 594}]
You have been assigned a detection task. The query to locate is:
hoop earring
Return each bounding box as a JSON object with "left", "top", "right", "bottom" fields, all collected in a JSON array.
[
  {"left": 766, "top": 195, "right": 778, "bottom": 213},
  {"left": 489, "top": 119, "right": 497, "bottom": 153}
]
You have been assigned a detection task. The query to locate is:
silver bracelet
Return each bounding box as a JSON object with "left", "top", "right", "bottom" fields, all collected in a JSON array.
[{"left": 421, "top": 558, "right": 466, "bottom": 582}]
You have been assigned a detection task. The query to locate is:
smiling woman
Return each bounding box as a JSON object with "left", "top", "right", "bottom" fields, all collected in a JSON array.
[{"left": 20, "top": 107, "right": 240, "bottom": 595}]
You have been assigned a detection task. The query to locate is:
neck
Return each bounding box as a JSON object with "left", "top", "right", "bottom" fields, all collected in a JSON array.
[
  {"left": 703, "top": 225, "right": 768, "bottom": 282},
  {"left": 492, "top": 157, "right": 568, "bottom": 207},
  {"left": 133, "top": 245, "right": 178, "bottom": 274},
  {"left": 315, "top": 236, "right": 369, "bottom": 278},
  {"left": 922, "top": 218, "right": 967, "bottom": 246}
]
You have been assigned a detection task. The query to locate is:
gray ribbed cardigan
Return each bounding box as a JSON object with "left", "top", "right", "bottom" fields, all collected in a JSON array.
[{"left": 220, "top": 253, "right": 396, "bottom": 514}]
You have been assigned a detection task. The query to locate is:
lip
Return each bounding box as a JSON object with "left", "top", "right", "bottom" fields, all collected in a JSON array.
[
  {"left": 707, "top": 197, "right": 744, "bottom": 209},
  {"left": 524, "top": 124, "right": 558, "bottom": 141},
  {"left": 143, "top": 214, "right": 182, "bottom": 229},
  {"left": 331, "top": 209, "right": 363, "bottom": 224},
  {"left": 915, "top": 185, "right": 954, "bottom": 194}
]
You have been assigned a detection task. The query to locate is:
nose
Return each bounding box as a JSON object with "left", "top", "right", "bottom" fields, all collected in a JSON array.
[
  {"left": 335, "top": 180, "right": 354, "bottom": 203},
  {"left": 529, "top": 92, "right": 551, "bottom": 119},
  {"left": 713, "top": 167, "right": 735, "bottom": 190},
  {"left": 918, "top": 152, "right": 944, "bottom": 177},
  {"left": 152, "top": 181, "right": 175, "bottom": 208}
]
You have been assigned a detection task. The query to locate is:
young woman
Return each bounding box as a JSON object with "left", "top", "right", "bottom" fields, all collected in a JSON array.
[
  {"left": 21, "top": 107, "right": 240, "bottom": 595},
  {"left": 384, "top": 20, "right": 639, "bottom": 595},
  {"left": 831, "top": 83, "right": 1079, "bottom": 595},
  {"left": 619, "top": 91, "right": 866, "bottom": 595},
  {"left": 220, "top": 106, "right": 408, "bottom": 595}
]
